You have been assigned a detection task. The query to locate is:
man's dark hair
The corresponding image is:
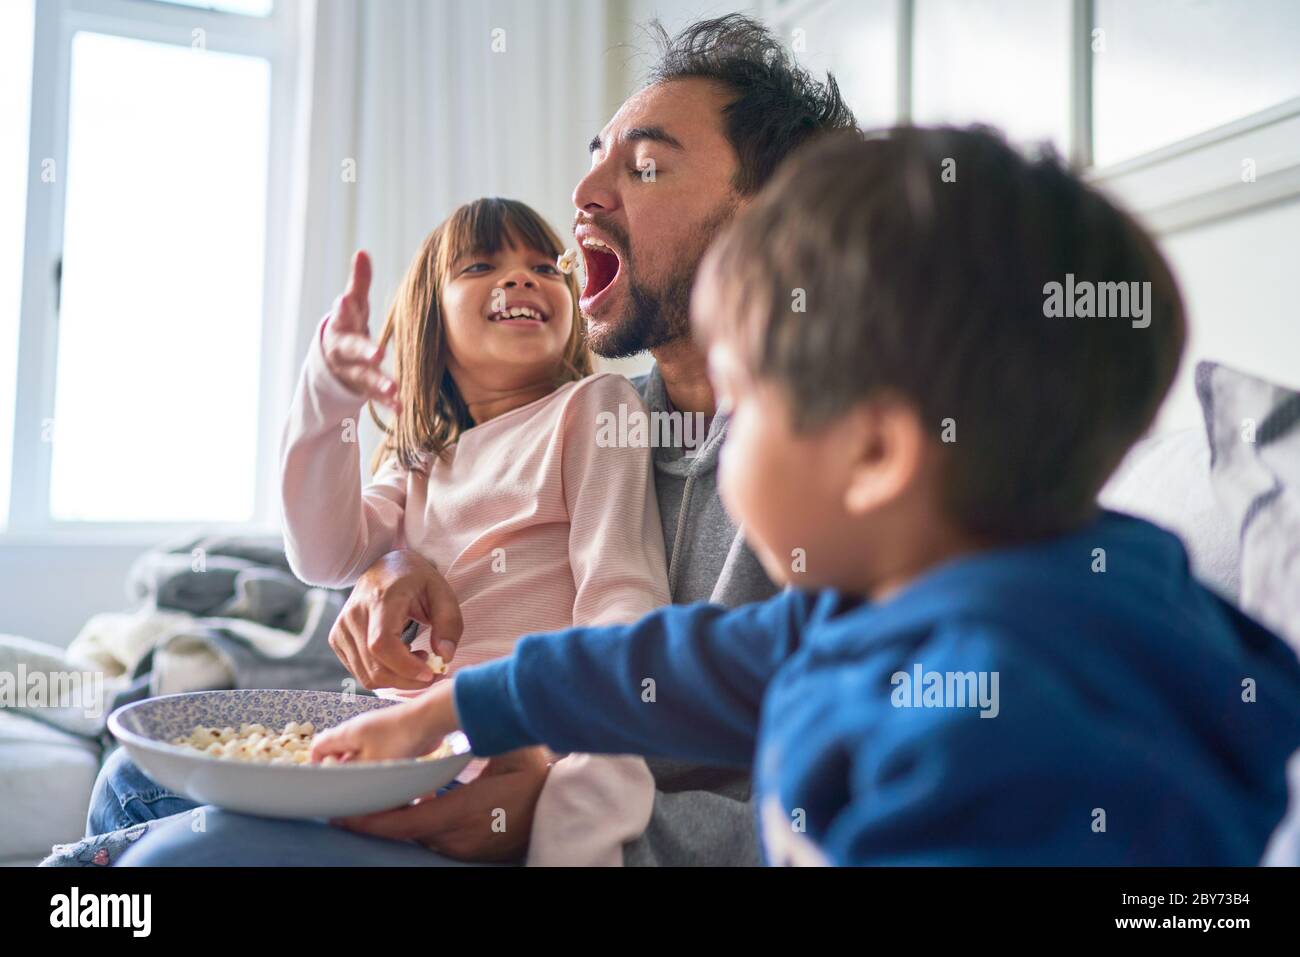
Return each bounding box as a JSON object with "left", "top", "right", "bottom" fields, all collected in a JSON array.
[
  {"left": 648, "top": 14, "right": 859, "bottom": 194},
  {"left": 699, "top": 127, "right": 1187, "bottom": 541}
]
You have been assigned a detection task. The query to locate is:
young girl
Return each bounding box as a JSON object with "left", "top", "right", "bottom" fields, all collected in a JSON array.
[{"left": 280, "top": 197, "right": 670, "bottom": 865}]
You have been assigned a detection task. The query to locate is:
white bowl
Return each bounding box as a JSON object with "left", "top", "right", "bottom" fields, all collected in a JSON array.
[{"left": 108, "top": 689, "right": 473, "bottom": 820}]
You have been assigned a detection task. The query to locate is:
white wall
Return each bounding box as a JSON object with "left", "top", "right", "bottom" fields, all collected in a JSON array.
[
  {"left": 1154, "top": 197, "right": 1300, "bottom": 432},
  {"left": 621, "top": 0, "right": 759, "bottom": 42},
  {"left": 0, "top": 543, "right": 144, "bottom": 648}
]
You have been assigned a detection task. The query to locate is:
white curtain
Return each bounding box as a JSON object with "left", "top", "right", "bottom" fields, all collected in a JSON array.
[{"left": 277, "top": 0, "right": 616, "bottom": 463}]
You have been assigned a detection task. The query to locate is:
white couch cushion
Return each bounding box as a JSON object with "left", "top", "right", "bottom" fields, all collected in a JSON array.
[
  {"left": 1196, "top": 360, "right": 1300, "bottom": 655},
  {"left": 0, "top": 710, "right": 101, "bottom": 862},
  {"left": 1099, "top": 426, "right": 1240, "bottom": 600}
]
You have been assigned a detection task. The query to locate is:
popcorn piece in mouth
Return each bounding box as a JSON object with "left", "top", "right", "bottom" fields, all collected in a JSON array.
[{"left": 556, "top": 248, "right": 580, "bottom": 275}]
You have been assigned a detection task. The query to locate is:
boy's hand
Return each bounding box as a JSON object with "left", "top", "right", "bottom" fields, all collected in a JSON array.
[
  {"left": 310, "top": 680, "right": 461, "bottom": 763},
  {"left": 322, "top": 250, "right": 400, "bottom": 414}
]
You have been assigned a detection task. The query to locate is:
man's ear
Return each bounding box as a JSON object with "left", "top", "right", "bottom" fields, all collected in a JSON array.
[{"left": 842, "top": 398, "right": 928, "bottom": 517}]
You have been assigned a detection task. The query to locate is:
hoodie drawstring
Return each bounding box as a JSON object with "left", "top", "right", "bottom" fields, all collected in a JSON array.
[{"left": 665, "top": 422, "right": 725, "bottom": 599}]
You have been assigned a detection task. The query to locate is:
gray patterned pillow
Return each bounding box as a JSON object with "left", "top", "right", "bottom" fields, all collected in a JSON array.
[{"left": 1197, "top": 361, "right": 1300, "bottom": 653}]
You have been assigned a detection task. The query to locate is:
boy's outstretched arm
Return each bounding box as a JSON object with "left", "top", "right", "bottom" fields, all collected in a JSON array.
[{"left": 453, "top": 590, "right": 815, "bottom": 768}]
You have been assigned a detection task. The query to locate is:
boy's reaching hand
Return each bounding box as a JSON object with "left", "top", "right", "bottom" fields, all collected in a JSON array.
[{"left": 310, "top": 680, "right": 462, "bottom": 764}]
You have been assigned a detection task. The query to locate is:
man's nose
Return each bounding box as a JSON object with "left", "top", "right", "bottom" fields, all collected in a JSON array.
[{"left": 573, "top": 158, "right": 619, "bottom": 216}]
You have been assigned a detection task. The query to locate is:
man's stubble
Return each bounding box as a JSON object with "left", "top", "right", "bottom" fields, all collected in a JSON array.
[{"left": 584, "top": 200, "right": 738, "bottom": 360}]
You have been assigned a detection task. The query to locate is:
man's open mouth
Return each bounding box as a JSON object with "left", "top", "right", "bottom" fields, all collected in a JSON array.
[{"left": 580, "top": 237, "right": 622, "bottom": 309}]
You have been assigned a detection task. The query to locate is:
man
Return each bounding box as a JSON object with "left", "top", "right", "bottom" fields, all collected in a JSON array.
[{"left": 112, "top": 14, "right": 858, "bottom": 866}]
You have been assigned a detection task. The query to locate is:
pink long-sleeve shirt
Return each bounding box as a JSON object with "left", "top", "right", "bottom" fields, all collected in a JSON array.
[
  {"left": 281, "top": 324, "right": 670, "bottom": 659},
  {"left": 280, "top": 321, "right": 670, "bottom": 864}
]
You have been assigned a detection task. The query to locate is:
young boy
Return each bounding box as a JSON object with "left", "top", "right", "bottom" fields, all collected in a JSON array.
[{"left": 313, "top": 127, "right": 1300, "bottom": 865}]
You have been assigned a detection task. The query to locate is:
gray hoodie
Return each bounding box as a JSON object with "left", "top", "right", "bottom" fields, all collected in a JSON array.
[{"left": 623, "top": 366, "right": 778, "bottom": 866}]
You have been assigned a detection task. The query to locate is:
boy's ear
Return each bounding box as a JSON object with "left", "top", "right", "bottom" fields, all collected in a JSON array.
[{"left": 842, "top": 397, "right": 928, "bottom": 517}]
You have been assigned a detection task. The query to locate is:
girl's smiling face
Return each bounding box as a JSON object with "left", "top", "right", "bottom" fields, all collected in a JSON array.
[{"left": 440, "top": 235, "right": 576, "bottom": 392}]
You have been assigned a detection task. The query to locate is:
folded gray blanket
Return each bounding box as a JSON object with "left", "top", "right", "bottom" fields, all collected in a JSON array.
[{"left": 96, "top": 533, "right": 355, "bottom": 724}]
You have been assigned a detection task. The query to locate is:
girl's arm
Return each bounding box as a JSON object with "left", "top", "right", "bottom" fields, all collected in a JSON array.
[
  {"left": 279, "top": 316, "right": 408, "bottom": 588},
  {"left": 558, "top": 374, "right": 672, "bottom": 626},
  {"left": 530, "top": 375, "right": 670, "bottom": 865}
]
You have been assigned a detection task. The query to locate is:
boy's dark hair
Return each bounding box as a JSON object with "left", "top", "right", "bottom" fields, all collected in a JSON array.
[
  {"left": 700, "top": 127, "right": 1187, "bottom": 541},
  {"left": 648, "top": 14, "right": 859, "bottom": 194}
]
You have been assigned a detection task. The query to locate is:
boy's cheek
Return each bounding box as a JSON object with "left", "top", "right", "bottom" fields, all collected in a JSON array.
[
  {"left": 716, "top": 417, "right": 767, "bottom": 513},
  {"left": 755, "top": 546, "right": 794, "bottom": 588},
  {"left": 717, "top": 430, "right": 788, "bottom": 581},
  {"left": 720, "top": 468, "right": 790, "bottom": 586}
]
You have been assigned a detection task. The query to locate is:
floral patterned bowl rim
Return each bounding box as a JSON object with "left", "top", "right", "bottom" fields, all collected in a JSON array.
[{"left": 109, "top": 688, "right": 471, "bottom": 768}]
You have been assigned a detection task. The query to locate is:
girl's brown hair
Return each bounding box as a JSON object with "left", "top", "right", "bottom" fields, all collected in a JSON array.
[{"left": 368, "top": 198, "right": 591, "bottom": 475}]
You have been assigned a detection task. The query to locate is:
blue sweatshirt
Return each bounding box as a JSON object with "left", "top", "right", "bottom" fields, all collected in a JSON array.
[{"left": 455, "top": 512, "right": 1300, "bottom": 865}]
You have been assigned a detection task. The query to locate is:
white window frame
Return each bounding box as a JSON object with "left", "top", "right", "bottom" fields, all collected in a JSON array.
[
  {"left": 6, "top": 0, "right": 300, "bottom": 545},
  {"left": 762, "top": 0, "right": 1300, "bottom": 233}
]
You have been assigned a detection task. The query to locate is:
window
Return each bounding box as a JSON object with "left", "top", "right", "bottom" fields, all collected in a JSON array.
[
  {"left": 1093, "top": 0, "right": 1300, "bottom": 167},
  {"left": 765, "top": 0, "right": 1300, "bottom": 226},
  {"left": 5, "top": 0, "right": 296, "bottom": 536},
  {"left": 159, "top": 0, "right": 274, "bottom": 15},
  {"left": 788, "top": 0, "right": 899, "bottom": 129},
  {"left": 0, "top": 0, "right": 35, "bottom": 526},
  {"left": 911, "top": 0, "right": 1072, "bottom": 153},
  {"left": 50, "top": 32, "right": 270, "bottom": 522}
]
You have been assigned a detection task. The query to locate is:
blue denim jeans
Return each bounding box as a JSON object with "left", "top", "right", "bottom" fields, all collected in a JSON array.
[
  {"left": 87, "top": 748, "right": 492, "bottom": 866},
  {"left": 86, "top": 746, "right": 200, "bottom": 836}
]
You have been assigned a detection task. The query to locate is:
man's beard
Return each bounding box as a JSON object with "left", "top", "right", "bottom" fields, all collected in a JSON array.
[{"left": 584, "top": 203, "right": 736, "bottom": 360}]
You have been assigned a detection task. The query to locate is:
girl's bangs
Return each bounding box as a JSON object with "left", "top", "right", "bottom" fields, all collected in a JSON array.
[{"left": 439, "top": 198, "right": 564, "bottom": 273}]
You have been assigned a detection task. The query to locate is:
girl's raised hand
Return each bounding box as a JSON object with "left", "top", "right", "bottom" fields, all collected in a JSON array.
[{"left": 322, "top": 250, "right": 401, "bottom": 414}]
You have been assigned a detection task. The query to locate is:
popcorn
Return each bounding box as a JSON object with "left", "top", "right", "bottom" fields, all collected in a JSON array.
[
  {"left": 556, "top": 248, "right": 580, "bottom": 275},
  {"left": 416, "top": 738, "right": 457, "bottom": 761},
  {"left": 172, "top": 723, "right": 314, "bottom": 764},
  {"left": 170, "top": 720, "right": 455, "bottom": 765}
]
